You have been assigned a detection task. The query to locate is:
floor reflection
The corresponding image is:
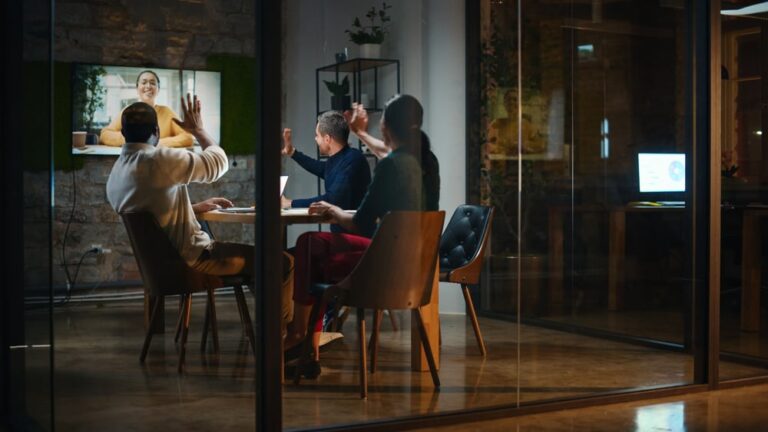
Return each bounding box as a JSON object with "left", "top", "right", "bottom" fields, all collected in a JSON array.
[{"left": 47, "top": 296, "right": 767, "bottom": 430}]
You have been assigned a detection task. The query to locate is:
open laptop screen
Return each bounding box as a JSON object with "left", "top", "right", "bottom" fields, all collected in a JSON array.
[
  {"left": 638, "top": 153, "right": 685, "bottom": 193},
  {"left": 280, "top": 175, "right": 288, "bottom": 196}
]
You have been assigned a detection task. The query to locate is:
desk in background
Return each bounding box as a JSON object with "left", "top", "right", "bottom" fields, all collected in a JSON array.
[
  {"left": 549, "top": 203, "right": 766, "bottom": 332},
  {"left": 548, "top": 203, "right": 685, "bottom": 313}
]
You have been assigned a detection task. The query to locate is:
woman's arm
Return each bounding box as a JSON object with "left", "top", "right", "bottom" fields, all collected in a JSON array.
[
  {"left": 309, "top": 201, "right": 359, "bottom": 234},
  {"left": 354, "top": 131, "right": 389, "bottom": 160},
  {"left": 344, "top": 103, "right": 390, "bottom": 159},
  {"left": 99, "top": 113, "right": 126, "bottom": 146}
]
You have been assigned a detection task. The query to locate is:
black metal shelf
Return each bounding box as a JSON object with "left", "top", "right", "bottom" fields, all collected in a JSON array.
[{"left": 314, "top": 57, "right": 401, "bottom": 219}]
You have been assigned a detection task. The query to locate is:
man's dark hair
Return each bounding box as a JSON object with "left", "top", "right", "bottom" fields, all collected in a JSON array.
[
  {"left": 316, "top": 111, "right": 350, "bottom": 144},
  {"left": 135, "top": 70, "right": 160, "bottom": 88},
  {"left": 121, "top": 102, "right": 158, "bottom": 143}
]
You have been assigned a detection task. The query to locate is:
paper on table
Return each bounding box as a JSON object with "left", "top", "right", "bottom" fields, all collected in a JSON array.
[
  {"left": 218, "top": 207, "right": 256, "bottom": 213},
  {"left": 280, "top": 208, "right": 310, "bottom": 215}
]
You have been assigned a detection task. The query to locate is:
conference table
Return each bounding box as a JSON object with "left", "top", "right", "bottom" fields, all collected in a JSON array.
[{"left": 196, "top": 207, "right": 441, "bottom": 372}]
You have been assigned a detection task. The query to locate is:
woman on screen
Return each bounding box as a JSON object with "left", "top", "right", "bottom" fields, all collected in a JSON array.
[{"left": 99, "top": 70, "right": 194, "bottom": 148}]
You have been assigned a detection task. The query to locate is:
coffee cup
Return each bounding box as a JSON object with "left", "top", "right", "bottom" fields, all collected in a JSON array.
[{"left": 72, "top": 131, "right": 87, "bottom": 148}]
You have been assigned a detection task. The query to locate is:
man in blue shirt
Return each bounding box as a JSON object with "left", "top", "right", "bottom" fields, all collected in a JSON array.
[{"left": 281, "top": 111, "right": 371, "bottom": 233}]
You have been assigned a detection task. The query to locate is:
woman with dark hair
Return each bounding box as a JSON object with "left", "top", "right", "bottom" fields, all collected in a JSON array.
[
  {"left": 100, "top": 70, "right": 194, "bottom": 147},
  {"left": 285, "top": 94, "right": 440, "bottom": 368}
]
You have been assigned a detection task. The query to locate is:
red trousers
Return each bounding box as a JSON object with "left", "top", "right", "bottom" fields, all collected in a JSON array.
[
  {"left": 293, "top": 232, "right": 371, "bottom": 306},
  {"left": 294, "top": 232, "right": 372, "bottom": 332}
]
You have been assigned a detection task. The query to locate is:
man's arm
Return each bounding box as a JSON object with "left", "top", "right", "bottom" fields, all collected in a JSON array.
[
  {"left": 159, "top": 111, "right": 195, "bottom": 148},
  {"left": 291, "top": 151, "right": 326, "bottom": 178},
  {"left": 192, "top": 197, "right": 234, "bottom": 213},
  {"left": 173, "top": 94, "right": 218, "bottom": 150},
  {"left": 160, "top": 94, "right": 228, "bottom": 185},
  {"left": 283, "top": 128, "right": 325, "bottom": 177}
]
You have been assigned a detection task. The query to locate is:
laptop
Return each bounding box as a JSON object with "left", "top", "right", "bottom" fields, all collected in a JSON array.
[{"left": 219, "top": 176, "right": 288, "bottom": 213}]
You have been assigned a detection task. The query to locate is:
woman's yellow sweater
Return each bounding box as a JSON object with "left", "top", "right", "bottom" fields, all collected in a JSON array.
[{"left": 99, "top": 104, "right": 194, "bottom": 148}]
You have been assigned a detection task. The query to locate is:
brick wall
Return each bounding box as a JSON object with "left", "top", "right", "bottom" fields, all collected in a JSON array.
[{"left": 47, "top": 0, "right": 257, "bottom": 287}]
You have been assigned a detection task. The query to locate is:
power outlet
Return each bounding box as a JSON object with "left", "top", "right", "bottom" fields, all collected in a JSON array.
[
  {"left": 230, "top": 156, "right": 247, "bottom": 170},
  {"left": 89, "top": 244, "right": 111, "bottom": 254}
]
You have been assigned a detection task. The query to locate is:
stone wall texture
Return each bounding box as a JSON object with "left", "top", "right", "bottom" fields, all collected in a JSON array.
[{"left": 49, "top": 0, "right": 257, "bottom": 287}]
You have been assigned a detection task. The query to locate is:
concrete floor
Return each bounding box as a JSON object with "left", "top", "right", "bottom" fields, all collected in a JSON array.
[
  {"left": 42, "top": 294, "right": 768, "bottom": 430},
  {"left": 414, "top": 383, "right": 768, "bottom": 432}
]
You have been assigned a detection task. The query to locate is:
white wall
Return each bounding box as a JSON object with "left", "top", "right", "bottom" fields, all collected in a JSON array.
[{"left": 284, "top": 0, "right": 466, "bottom": 314}]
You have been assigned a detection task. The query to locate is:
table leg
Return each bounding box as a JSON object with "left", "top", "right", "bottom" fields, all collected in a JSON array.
[
  {"left": 548, "top": 208, "right": 564, "bottom": 315},
  {"left": 608, "top": 209, "right": 626, "bottom": 311},
  {"left": 741, "top": 211, "right": 760, "bottom": 332},
  {"left": 412, "top": 261, "right": 440, "bottom": 371}
]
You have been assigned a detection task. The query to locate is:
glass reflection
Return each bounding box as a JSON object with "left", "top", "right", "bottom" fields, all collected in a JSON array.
[
  {"left": 480, "top": 0, "right": 697, "bottom": 404},
  {"left": 719, "top": 6, "right": 768, "bottom": 381}
]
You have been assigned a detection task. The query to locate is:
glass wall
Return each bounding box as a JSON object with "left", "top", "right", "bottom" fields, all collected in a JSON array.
[
  {"left": 478, "top": 0, "right": 700, "bottom": 405},
  {"left": 4, "top": 0, "right": 55, "bottom": 428},
  {"left": 49, "top": 0, "right": 267, "bottom": 429},
  {"left": 7, "top": 0, "right": 762, "bottom": 430},
  {"left": 281, "top": 1, "right": 712, "bottom": 430},
  {"left": 719, "top": 2, "right": 768, "bottom": 381}
]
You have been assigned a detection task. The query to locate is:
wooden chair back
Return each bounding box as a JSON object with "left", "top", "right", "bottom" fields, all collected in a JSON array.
[
  {"left": 120, "top": 211, "right": 211, "bottom": 297},
  {"left": 341, "top": 211, "right": 445, "bottom": 310}
]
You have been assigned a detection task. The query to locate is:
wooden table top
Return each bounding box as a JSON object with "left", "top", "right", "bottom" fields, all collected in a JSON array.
[{"left": 198, "top": 208, "right": 353, "bottom": 224}]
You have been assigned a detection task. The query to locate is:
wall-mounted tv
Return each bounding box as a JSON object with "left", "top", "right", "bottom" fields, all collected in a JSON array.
[{"left": 71, "top": 64, "right": 221, "bottom": 155}]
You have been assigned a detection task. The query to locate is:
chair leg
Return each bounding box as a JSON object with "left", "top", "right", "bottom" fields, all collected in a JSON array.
[
  {"left": 387, "top": 309, "right": 398, "bottom": 331},
  {"left": 234, "top": 286, "right": 256, "bottom": 355},
  {"left": 178, "top": 294, "right": 193, "bottom": 374},
  {"left": 369, "top": 309, "right": 382, "bottom": 373},
  {"left": 357, "top": 307, "right": 368, "bottom": 399},
  {"left": 334, "top": 306, "right": 351, "bottom": 332},
  {"left": 294, "top": 299, "right": 323, "bottom": 385},
  {"left": 461, "top": 284, "right": 487, "bottom": 356},
  {"left": 201, "top": 292, "right": 210, "bottom": 352},
  {"left": 202, "top": 288, "right": 220, "bottom": 353},
  {"left": 415, "top": 308, "right": 440, "bottom": 388},
  {"left": 174, "top": 295, "right": 184, "bottom": 343},
  {"left": 140, "top": 299, "right": 162, "bottom": 363},
  {"left": 234, "top": 287, "right": 247, "bottom": 334}
]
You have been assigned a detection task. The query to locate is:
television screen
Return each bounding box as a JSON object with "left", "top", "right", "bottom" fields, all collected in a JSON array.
[
  {"left": 638, "top": 153, "right": 686, "bottom": 193},
  {"left": 71, "top": 64, "right": 221, "bottom": 155}
]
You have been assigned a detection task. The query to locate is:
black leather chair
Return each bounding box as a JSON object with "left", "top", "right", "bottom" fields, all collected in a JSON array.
[{"left": 438, "top": 205, "right": 495, "bottom": 356}]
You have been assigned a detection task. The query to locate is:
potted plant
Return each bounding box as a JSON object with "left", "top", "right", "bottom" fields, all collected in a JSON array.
[
  {"left": 73, "top": 65, "right": 107, "bottom": 144},
  {"left": 323, "top": 76, "right": 351, "bottom": 111},
  {"left": 345, "top": 2, "right": 392, "bottom": 59}
]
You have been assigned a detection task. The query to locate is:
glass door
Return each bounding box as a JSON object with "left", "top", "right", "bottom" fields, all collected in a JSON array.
[{"left": 719, "top": 1, "right": 768, "bottom": 381}]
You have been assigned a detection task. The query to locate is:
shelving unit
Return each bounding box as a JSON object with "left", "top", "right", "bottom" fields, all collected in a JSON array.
[{"left": 313, "top": 58, "right": 401, "bottom": 213}]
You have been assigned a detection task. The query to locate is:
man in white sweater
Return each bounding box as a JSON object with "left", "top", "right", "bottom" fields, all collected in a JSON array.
[{"left": 106, "top": 96, "right": 295, "bottom": 290}]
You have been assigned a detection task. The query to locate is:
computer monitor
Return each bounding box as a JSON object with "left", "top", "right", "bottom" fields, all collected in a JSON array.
[
  {"left": 638, "top": 153, "right": 686, "bottom": 193},
  {"left": 71, "top": 64, "right": 221, "bottom": 155}
]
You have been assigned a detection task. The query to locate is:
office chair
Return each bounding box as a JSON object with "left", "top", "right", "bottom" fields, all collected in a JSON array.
[
  {"left": 294, "top": 211, "right": 445, "bottom": 399},
  {"left": 121, "top": 211, "right": 254, "bottom": 373}
]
